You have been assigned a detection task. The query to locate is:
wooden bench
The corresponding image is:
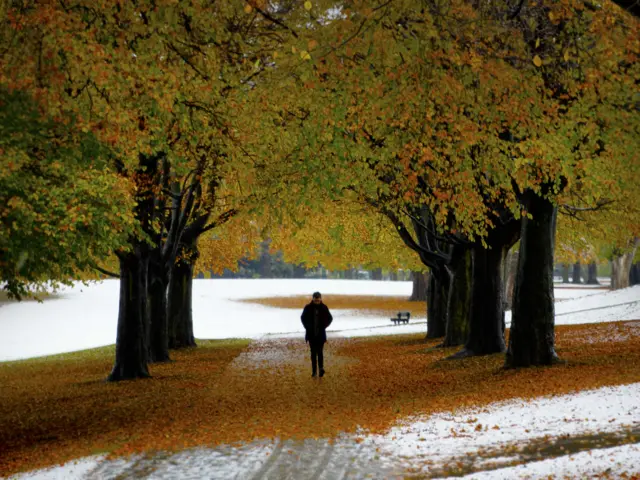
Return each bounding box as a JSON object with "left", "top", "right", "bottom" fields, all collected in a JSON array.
[{"left": 390, "top": 311, "right": 411, "bottom": 325}]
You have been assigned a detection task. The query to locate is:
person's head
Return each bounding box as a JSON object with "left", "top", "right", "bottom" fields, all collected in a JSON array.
[{"left": 312, "top": 292, "right": 322, "bottom": 304}]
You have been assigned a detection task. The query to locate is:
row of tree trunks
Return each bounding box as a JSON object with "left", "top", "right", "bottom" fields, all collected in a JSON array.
[
  {"left": 506, "top": 194, "right": 559, "bottom": 367},
  {"left": 562, "top": 262, "right": 598, "bottom": 285}
]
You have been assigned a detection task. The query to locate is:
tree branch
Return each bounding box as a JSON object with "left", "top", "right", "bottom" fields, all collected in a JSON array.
[{"left": 90, "top": 262, "right": 120, "bottom": 279}]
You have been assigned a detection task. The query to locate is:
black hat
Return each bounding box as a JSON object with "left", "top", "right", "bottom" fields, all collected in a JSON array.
[{"left": 312, "top": 292, "right": 322, "bottom": 299}]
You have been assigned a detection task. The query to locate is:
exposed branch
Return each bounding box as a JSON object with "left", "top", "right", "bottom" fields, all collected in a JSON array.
[
  {"left": 90, "top": 261, "right": 120, "bottom": 279},
  {"left": 200, "top": 208, "right": 238, "bottom": 235}
]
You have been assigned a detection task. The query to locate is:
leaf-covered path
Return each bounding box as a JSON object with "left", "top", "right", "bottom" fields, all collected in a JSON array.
[{"left": 3, "top": 322, "right": 640, "bottom": 478}]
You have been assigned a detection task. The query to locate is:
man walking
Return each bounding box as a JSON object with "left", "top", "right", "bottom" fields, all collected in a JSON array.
[{"left": 301, "top": 292, "right": 333, "bottom": 377}]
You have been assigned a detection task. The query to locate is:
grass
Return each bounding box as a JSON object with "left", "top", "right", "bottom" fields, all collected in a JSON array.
[{"left": 1, "top": 299, "right": 639, "bottom": 477}]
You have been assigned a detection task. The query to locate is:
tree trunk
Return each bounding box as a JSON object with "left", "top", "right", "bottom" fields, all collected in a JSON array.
[
  {"left": 109, "top": 249, "right": 151, "bottom": 381},
  {"left": 293, "top": 264, "right": 307, "bottom": 279},
  {"left": 611, "top": 240, "right": 639, "bottom": 290},
  {"left": 572, "top": 262, "right": 582, "bottom": 284},
  {"left": 562, "top": 263, "right": 570, "bottom": 283},
  {"left": 426, "top": 272, "right": 448, "bottom": 339},
  {"left": 586, "top": 262, "right": 600, "bottom": 285},
  {"left": 371, "top": 268, "right": 383, "bottom": 281},
  {"left": 409, "top": 271, "right": 429, "bottom": 302},
  {"left": 460, "top": 244, "right": 506, "bottom": 356},
  {"left": 630, "top": 263, "right": 640, "bottom": 286},
  {"left": 506, "top": 194, "right": 559, "bottom": 368},
  {"left": 147, "top": 252, "right": 170, "bottom": 363},
  {"left": 168, "top": 255, "right": 197, "bottom": 349},
  {"left": 504, "top": 249, "right": 519, "bottom": 310},
  {"left": 443, "top": 248, "right": 472, "bottom": 347}
]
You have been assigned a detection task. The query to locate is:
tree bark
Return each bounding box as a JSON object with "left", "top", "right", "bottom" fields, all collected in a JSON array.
[
  {"left": 503, "top": 249, "right": 519, "bottom": 310},
  {"left": 562, "top": 263, "right": 570, "bottom": 283},
  {"left": 630, "top": 263, "right": 640, "bottom": 286},
  {"left": 460, "top": 244, "right": 506, "bottom": 356},
  {"left": 168, "top": 253, "right": 197, "bottom": 349},
  {"left": 586, "top": 262, "right": 600, "bottom": 285},
  {"left": 409, "top": 270, "right": 429, "bottom": 301},
  {"left": 506, "top": 194, "right": 559, "bottom": 368},
  {"left": 109, "top": 249, "right": 151, "bottom": 381},
  {"left": 611, "top": 239, "right": 639, "bottom": 290},
  {"left": 443, "top": 248, "right": 472, "bottom": 347},
  {"left": 426, "top": 272, "right": 448, "bottom": 339},
  {"left": 147, "top": 251, "right": 170, "bottom": 362},
  {"left": 572, "top": 262, "right": 582, "bottom": 284}
]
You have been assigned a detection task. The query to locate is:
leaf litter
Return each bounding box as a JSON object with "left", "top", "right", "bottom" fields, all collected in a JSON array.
[{"left": 1, "top": 320, "right": 640, "bottom": 477}]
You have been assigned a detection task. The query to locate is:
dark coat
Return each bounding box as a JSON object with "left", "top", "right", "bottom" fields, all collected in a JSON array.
[{"left": 301, "top": 302, "right": 333, "bottom": 344}]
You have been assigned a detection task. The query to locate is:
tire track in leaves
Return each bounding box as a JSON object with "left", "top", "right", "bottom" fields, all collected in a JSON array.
[
  {"left": 308, "top": 440, "right": 335, "bottom": 480},
  {"left": 249, "top": 439, "right": 284, "bottom": 480}
]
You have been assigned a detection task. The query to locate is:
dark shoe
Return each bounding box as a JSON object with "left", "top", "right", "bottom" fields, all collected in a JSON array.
[
  {"left": 312, "top": 371, "right": 317, "bottom": 377},
  {"left": 319, "top": 369, "right": 325, "bottom": 377}
]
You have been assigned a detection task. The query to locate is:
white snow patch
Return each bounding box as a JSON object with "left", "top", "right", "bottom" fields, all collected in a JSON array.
[
  {"left": 378, "top": 383, "right": 640, "bottom": 467},
  {"left": 6, "top": 455, "right": 107, "bottom": 480},
  {"left": 1, "top": 280, "right": 639, "bottom": 362}
]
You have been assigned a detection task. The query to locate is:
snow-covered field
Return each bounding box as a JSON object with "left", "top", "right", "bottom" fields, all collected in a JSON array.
[
  {"left": 2, "top": 279, "right": 640, "bottom": 479},
  {"left": 1, "top": 279, "right": 637, "bottom": 362}
]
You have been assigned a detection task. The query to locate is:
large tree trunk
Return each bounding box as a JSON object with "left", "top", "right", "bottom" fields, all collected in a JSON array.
[
  {"left": 611, "top": 240, "right": 639, "bottom": 290},
  {"left": 147, "top": 251, "right": 170, "bottom": 363},
  {"left": 109, "top": 249, "right": 151, "bottom": 381},
  {"left": 426, "top": 271, "right": 448, "bottom": 339},
  {"left": 586, "top": 262, "right": 600, "bottom": 285},
  {"left": 409, "top": 271, "right": 429, "bottom": 302},
  {"left": 506, "top": 194, "right": 559, "bottom": 368},
  {"left": 443, "top": 248, "right": 472, "bottom": 347},
  {"left": 168, "top": 255, "right": 197, "bottom": 349},
  {"left": 562, "top": 263, "right": 570, "bottom": 283},
  {"left": 572, "top": 262, "right": 582, "bottom": 284},
  {"left": 460, "top": 244, "right": 506, "bottom": 356}
]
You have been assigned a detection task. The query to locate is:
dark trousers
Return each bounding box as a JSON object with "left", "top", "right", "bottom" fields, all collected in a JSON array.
[{"left": 309, "top": 340, "right": 324, "bottom": 374}]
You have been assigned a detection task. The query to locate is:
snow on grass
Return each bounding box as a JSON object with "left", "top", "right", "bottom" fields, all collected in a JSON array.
[
  {"left": 7, "top": 456, "right": 108, "bottom": 480},
  {"left": 440, "top": 443, "right": 640, "bottom": 479},
  {"left": 504, "top": 284, "right": 640, "bottom": 327},
  {"left": 1, "top": 280, "right": 639, "bottom": 362},
  {"left": 376, "top": 383, "right": 640, "bottom": 470}
]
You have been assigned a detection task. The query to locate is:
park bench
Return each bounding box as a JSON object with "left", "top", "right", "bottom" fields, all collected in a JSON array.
[{"left": 390, "top": 311, "right": 411, "bottom": 325}]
